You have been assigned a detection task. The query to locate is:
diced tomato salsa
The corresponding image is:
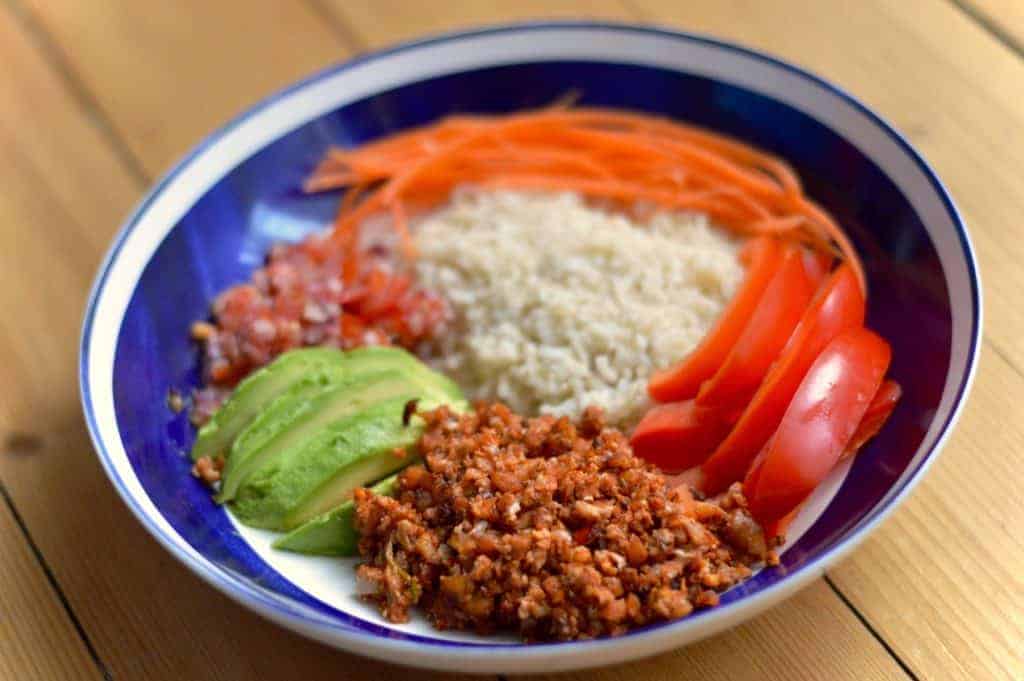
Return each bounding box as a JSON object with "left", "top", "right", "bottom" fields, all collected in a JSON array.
[{"left": 190, "top": 232, "right": 448, "bottom": 422}]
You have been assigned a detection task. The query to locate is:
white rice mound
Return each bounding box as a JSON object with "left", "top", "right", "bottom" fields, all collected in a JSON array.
[{"left": 415, "top": 191, "right": 744, "bottom": 427}]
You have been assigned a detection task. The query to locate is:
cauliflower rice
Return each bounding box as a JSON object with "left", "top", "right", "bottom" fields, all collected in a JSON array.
[{"left": 415, "top": 191, "right": 744, "bottom": 427}]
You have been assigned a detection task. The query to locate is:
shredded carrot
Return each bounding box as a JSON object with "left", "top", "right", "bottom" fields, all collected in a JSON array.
[
  {"left": 390, "top": 199, "right": 415, "bottom": 259},
  {"left": 305, "top": 107, "right": 867, "bottom": 294}
]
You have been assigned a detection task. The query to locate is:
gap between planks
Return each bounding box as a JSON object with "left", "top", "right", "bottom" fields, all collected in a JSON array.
[
  {"left": 305, "top": 0, "right": 367, "bottom": 53},
  {"left": 0, "top": 477, "right": 110, "bottom": 679},
  {"left": 947, "top": 0, "right": 1024, "bottom": 59}
]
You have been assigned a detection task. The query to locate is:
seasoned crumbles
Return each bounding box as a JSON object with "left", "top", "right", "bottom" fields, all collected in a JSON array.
[{"left": 353, "top": 403, "right": 774, "bottom": 642}]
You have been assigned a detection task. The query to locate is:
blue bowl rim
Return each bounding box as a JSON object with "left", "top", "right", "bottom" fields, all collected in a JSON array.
[{"left": 79, "top": 20, "right": 982, "bottom": 664}]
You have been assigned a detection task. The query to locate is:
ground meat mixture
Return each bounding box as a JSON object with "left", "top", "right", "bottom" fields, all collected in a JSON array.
[
  {"left": 353, "top": 403, "right": 774, "bottom": 641},
  {"left": 189, "top": 232, "right": 449, "bottom": 424}
]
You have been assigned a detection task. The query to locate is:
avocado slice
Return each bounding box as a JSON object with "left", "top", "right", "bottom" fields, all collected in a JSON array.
[
  {"left": 218, "top": 367, "right": 457, "bottom": 506},
  {"left": 192, "top": 346, "right": 448, "bottom": 463},
  {"left": 272, "top": 473, "right": 400, "bottom": 556},
  {"left": 190, "top": 347, "right": 345, "bottom": 462},
  {"left": 215, "top": 369, "right": 375, "bottom": 502},
  {"left": 229, "top": 395, "right": 431, "bottom": 529}
]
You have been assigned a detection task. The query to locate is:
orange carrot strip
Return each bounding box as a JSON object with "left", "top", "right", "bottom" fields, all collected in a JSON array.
[
  {"left": 391, "top": 200, "right": 416, "bottom": 259},
  {"left": 303, "top": 107, "right": 864, "bottom": 296}
]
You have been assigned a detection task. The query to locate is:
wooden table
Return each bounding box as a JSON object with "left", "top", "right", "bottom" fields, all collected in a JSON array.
[{"left": 2, "top": 1, "right": 1021, "bottom": 679}]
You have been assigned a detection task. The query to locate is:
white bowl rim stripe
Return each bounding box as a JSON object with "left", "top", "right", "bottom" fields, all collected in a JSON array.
[{"left": 79, "top": 22, "right": 982, "bottom": 673}]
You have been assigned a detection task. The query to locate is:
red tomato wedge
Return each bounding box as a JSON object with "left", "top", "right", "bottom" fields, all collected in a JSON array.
[
  {"left": 755, "top": 379, "right": 897, "bottom": 540},
  {"left": 744, "top": 328, "right": 892, "bottom": 526},
  {"left": 648, "top": 237, "right": 783, "bottom": 402},
  {"left": 700, "top": 264, "right": 865, "bottom": 494},
  {"left": 840, "top": 379, "right": 902, "bottom": 461},
  {"left": 695, "top": 244, "right": 819, "bottom": 412},
  {"left": 762, "top": 502, "right": 802, "bottom": 540},
  {"left": 630, "top": 400, "right": 734, "bottom": 473}
]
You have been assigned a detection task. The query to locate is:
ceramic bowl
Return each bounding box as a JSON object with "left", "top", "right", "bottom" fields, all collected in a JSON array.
[{"left": 80, "top": 22, "right": 981, "bottom": 673}]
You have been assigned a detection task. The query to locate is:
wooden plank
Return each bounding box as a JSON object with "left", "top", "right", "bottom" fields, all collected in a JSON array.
[
  {"left": 18, "top": 0, "right": 354, "bottom": 178},
  {"left": 321, "top": 0, "right": 633, "bottom": 49},
  {"left": 618, "top": 2, "right": 1024, "bottom": 679},
  {"left": 828, "top": 346, "right": 1024, "bottom": 681},
  {"left": 534, "top": 581, "right": 907, "bottom": 681},
  {"left": 0, "top": 7, "right": 479, "bottom": 681},
  {"left": 958, "top": 0, "right": 1024, "bottom": 50},
  {"left": 0, "top": 497, "right": 106, "bottom": 681}
]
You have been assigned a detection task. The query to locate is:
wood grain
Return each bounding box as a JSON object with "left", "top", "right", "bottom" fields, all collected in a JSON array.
[
  {"left": 829, "top": 346, "right": 1024, "bottom": 680},
  {"left": 17, "top": 0, "right": 354, "bottom": 178},
  {"left": 319, "top": 0, "right": 633, "bottom": 49},
  {"left": 0, "top": 496, "right": 106, "bottom": 681},
  {"left": 0, "top": 5, "right": 476, "bottom": 681},
  {"left": 958, "top": 0, "right": 1024, "bottom": 50}
]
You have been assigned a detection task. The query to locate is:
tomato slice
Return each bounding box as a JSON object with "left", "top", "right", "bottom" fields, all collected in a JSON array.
[
  {"left": 744, "top": 327, "right": 892, "bottom": 526},
  {"left": 701, "top": 264, "right": 865, "bottom": 494},
  {"left": 762, "top": 502, "right": 802, "bottom": 540},
  {"left": 695, "top": 244, "right": 818, "bottom": 412},
  {"left": 840, "top": 379, "right": 901, "bottom": 461},
  {"left": 630, "top": 400, "right": 734, "bottom": 473},
  {"left": 648, "top": 237, "right": 783, "bottom": 402}
]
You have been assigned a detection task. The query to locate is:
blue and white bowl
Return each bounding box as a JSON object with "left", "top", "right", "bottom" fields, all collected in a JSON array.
[{"left": 79, "top": 23, "right": 981, "bottom": 673}]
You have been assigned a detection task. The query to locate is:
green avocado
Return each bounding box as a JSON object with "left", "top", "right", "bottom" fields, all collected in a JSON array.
[
  {"left": 229, "top": 395, "right": 431, "bottom": 530},
  {"left": 190, "top": 347, "right": 345, "bottom": 462},
  {"left": 215, "top": 370, "right": 376, "bottom": 503},
  {"left": 218, "top": 368, "right": 432, "bottom": 505},
  {"left": 215, "top": 347, "right": 462, "bottom": 504},
  {"left": 342, "top": 346, "right": 464, "bottom": 404},
  {"left": 193, "top": 346, "right": 456, "bottom": 465},
  {"left": 272, "top": 473, "right": 400, "bottom": 556}
]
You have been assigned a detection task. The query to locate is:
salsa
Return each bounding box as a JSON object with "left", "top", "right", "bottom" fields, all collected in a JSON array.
[{"left": 190, "top": 232, "right": 448, "bottom": 424}]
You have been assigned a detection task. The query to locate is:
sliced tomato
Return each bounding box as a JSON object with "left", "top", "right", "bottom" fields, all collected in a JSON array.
[
  {"left": 840, "top": 379, "right": 901, "bottom": 461},
  {"left": 648, "top": 237, "right": 783, "bottom": 402},
  {"left": 630, "top": 400, "right": 734, "bottom": 473},
  {"left": 695, "top": 244, "right": 818, "bottom": 412},
  {"left": 744, "top": 328, "right": 892, "bottom": 526},
  {"left": 762, "top": 502, "right": 802, "bottom": 540},
  {"left": 701, "top": 264, "right": 865, "bottom": 494},
  {"left": 744, "top": 446, "right": 805, "bottom": 539}
]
